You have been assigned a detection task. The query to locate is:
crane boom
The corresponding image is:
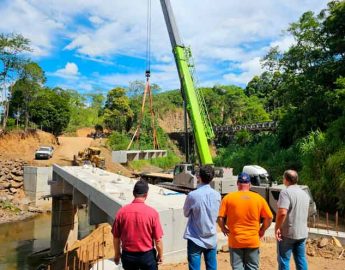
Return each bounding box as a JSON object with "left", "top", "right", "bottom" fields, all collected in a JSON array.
[{"left": 160, "top": 0, "right": 214, "bottom": 165}]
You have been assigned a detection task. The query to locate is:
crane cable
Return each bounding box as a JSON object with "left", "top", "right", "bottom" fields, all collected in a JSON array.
[
  {"left": 145, "top": 0, "right": 152, "bottom": 77},
  {"left": 127, "top": 0, "right": 159, "bottom": 150},
  {"left": 145, "top": 0, "right": 159, "bottom": 149}
]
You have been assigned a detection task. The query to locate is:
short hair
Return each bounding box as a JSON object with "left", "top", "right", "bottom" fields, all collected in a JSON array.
[
  {"left": 199, "top": 165, "right": 215, "bottom": 184},
  {"left": 133, "top": 180, "right": 149, "bottom": 197},
  {"left": 284, "top": 170, "right": 298, "bottom": 184}
]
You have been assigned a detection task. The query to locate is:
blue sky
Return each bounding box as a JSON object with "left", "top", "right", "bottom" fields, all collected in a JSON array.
[{"left": 0, "top": 0, "right": 330, "bottom": 95}]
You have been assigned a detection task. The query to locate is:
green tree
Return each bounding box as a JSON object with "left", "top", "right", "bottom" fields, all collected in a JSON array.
[
  {"left": 0, "top": 33, "right": 31, "bottom": 129},
  {"left": 12, "top": 62, "right": 45, "bottom": 131},
  {"left": 30, "top": 88, "right": 71, "bottom": 135},
  {"left": 252, "top": 1, "right": 345, "bottom": 146},
  {"left": 103, "top": 87, "right": 133, "bottom": 132},
  {"left": 64, "top": 90, "right": 104, "bottom": 132},
  {"left": 87, "top": 93, "right": 105, "bottom": 113}
]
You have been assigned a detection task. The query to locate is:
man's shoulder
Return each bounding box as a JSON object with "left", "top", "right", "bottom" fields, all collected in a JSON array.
[
  {"left": 222, "top": 191, "right": 237, "bottom": 201},
  {"left": 208, "top": 186, "right": 221, "bottom": 197},
  {"left": 249, "top": 191, "right": 266, "bottom": 200},
  {"left": 142, "top": 203, "right": 160, "bottom": 216},
  {"left": 190, "top": 185, "right": 220, "bottom": 197}
]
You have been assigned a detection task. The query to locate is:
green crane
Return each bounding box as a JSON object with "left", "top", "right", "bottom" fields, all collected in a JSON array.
[{"left": 160, "top": 0, "right": 214, "bottom": 165}]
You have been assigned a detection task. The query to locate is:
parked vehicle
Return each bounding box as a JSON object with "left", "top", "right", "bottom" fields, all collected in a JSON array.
[{"left": 35, "top": 146, "right": 54, "bottom": 160}]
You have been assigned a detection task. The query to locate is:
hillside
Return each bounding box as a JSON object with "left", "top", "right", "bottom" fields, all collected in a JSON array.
[{"left": 0, "top": 130, "right": 58, "bottom": 163}]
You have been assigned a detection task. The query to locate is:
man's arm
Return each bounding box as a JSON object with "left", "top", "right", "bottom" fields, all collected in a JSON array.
[
  {"left": 183, "top": 195, "right": 192, "bottom": 217},
  {"left": 259, "top": 216, "right": 273, "bottom": 238},
  {"left": 113, "top": 237, "right": 121, "bottom": 264},
  {"left": 217, "top": 216, "right": 229, "bottom": 236},
  {"left": 154, "top": 238, "right": 163, "bottom": 264},
  {"left": 275, "top": 208, "right": 288, "bottom": 241}
]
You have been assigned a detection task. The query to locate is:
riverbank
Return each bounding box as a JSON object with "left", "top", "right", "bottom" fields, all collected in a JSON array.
[{"left": 0, "top": 207, "right": 42, "bottom": 225}]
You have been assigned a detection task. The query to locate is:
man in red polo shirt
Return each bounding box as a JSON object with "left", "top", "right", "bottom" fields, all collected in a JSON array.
[{"left": 112, "top": 180, "right": 164, "bottom": 270}]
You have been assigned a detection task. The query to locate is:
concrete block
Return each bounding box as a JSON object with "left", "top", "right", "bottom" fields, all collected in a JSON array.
[
  {"left": 24, "top": 166, "right": 52, "bottom": 207},
  {"left": 89, "top": 201, "right": 109, "bottom": 225},
  {"left": 52, "top": 210, "right": 78, "bottom": 226},
  {"left": 112, "top": 150, "right": 167, "bottom": 163},
  {"left": 52, "top": 198, "right": 75, "bottom": 211},
  {"left": 73, "top": 189, "right": 88, "bottom": 205}
]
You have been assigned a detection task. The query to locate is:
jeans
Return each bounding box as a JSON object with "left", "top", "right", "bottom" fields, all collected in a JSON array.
[
  {"left": 187, "top": 239, "right": 217, "bottom": 270},
  {"left": 229, "top": 248, "right": 260, "bottom": 270},
  {"left": 277, "top": 237, "right": 308, "bottom": 270},
  {"left": 121, "top": 249, "right": 157, "bottom": 270}
]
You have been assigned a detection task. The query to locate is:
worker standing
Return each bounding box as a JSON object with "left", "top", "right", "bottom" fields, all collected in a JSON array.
[
  {"left": 218, "top": 172, "right": 273, "bottom": 270},
  {"left": 183, "top": 165, "right": 221, "bottom": 270},
  {"left": 112, "top": 180, "right": 164, "bottom": 270},
  {"left": 275, "top": 170, "right": 310, "bottom": 270}
]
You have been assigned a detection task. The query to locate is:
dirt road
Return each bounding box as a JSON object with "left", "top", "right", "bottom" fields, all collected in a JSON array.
[{"left": 34, "top": 137, "right": 93, "bottom": 166}]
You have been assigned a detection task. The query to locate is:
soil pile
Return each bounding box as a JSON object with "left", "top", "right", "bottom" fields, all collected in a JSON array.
[{"left": 307, "top": 237, "right": 345, "bottom": 259}]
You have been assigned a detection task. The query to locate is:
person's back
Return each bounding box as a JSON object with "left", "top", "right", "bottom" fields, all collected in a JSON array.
[
  {"left": 280, "top": 185, "right": 310, "bottom": 239},
  {"left": 218, "top": 172, "right": 273, "bottom": 270},
  {"left": 183, "top": 165, "right": 221, "bottom": 270},
  {"left": 115, "top": 201, "right": 161, "bottom": 252},
  {"left": 184, "top": 184, "right": 221, "bottom": 247},
  {"left": 275, "top": 170, "right": 310, "bottom": 270},
  {"left": 112, "top": 180, "right": 163, "bottom": 270},
  {"left": 221, "top": 190, "right": 271, "bottom": 248}
]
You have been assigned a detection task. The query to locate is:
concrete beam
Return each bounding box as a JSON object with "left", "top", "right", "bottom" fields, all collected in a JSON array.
[{"left": 112, "top": 150, "right": 167, "bottom": 163}]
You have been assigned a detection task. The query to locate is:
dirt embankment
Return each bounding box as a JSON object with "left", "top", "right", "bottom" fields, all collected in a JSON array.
[
  {"left": 0, "top": 129, "right": 133, "bottom": 224},
  {"left": 0, "top": 130, "right": 57, "bottom": 162},
  {"left": 158, "top": 108, "right": 187, "bottom": 133}
]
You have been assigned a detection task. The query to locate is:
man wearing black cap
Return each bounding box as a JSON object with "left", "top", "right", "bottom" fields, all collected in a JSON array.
[
  {"left": 112, "top": 180, "right": 164, "bottom": 270},
  {"left": 218, "top": 172, "right": 273, "bottom": 270}
]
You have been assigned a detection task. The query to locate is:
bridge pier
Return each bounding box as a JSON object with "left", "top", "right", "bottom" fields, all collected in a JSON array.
[{"left": 50, "top": 195, "right": 78, "bottom": 255}]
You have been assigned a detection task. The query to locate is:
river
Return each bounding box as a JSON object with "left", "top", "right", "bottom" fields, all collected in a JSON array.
[{"left": 0, "top": 214, "right": 51, "bottom": 270}]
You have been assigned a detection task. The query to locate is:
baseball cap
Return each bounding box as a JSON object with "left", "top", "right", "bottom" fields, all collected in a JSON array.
[
  {"left": 237, "top": 172, "right": 251, "bottom": 184},
  {"left": 133, "top": 180, "right": 149, "bottom": 195}
]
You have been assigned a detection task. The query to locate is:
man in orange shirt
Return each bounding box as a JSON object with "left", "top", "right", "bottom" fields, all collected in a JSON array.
[{"left": 217, "top": 172, "right": 273, "bottom": 270}]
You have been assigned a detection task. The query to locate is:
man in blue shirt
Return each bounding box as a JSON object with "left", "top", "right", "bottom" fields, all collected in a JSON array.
[{"left": 183, "top": 165, "right": 221, "bottom": 270}]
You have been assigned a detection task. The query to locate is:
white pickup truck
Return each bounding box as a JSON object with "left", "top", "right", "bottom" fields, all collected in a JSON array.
[{"left": 35, "top": 146, "right": 54, "bottom": 160}]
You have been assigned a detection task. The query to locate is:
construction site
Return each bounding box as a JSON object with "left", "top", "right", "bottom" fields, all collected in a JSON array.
[{"left": 1, "top": 0, "right": 345, "bottom": 269}]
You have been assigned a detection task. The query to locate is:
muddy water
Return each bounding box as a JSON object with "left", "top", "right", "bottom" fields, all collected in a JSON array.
[{"left": 0, "top": 214, "right": 51, "bottom": 270}]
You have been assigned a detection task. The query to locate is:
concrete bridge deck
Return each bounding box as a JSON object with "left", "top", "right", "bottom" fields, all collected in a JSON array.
[{"left": 51, "top": 165, "right": 189, "bottom": 263}]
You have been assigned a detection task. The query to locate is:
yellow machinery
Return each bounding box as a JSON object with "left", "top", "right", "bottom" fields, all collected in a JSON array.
[{"left": 73, "top": 147, "right": 106, "bottom": 169}]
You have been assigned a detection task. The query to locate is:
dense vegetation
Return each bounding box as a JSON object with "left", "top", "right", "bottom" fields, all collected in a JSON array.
[
  {"left": 216, "top": 1, "right": 345, "bottom": 212},
  {"left": 1, "top": 1, "right": 344, "bottom": 211}
]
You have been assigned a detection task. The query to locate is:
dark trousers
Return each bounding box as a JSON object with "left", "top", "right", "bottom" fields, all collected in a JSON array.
[{"left": 122, "top": 249, "right": 157, "bottom": 270}]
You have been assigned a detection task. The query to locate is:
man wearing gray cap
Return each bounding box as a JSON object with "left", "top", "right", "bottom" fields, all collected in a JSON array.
[{"left": 112, "top": 180, "right": 164, "bottom": 270}]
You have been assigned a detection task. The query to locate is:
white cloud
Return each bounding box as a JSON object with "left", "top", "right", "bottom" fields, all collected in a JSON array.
[
  {"left": 2, "top": 0, "right": 331, "bottom": 88},
  {"left": 0, "top": 0, "right": 64, "bottom": 57},
  {"left": 89, "top": 16, "right": 104, "bottom": 25},
  {"left": 270, "top": 35, "right": 296, "bottom": 52},
  {"left": 223, "top": 57, "right": 263, "bottom": 85},
  {"left": 53, "top": 62, "right": 79, "bottom": 79}
]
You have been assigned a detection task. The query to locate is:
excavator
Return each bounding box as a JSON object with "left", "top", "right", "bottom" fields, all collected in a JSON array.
[
  {"left": 154, "top": 0, "right": 317, "bottom": 217},
  {"left": 73, "top": 147, "right": 106, "bottom": 169}
]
